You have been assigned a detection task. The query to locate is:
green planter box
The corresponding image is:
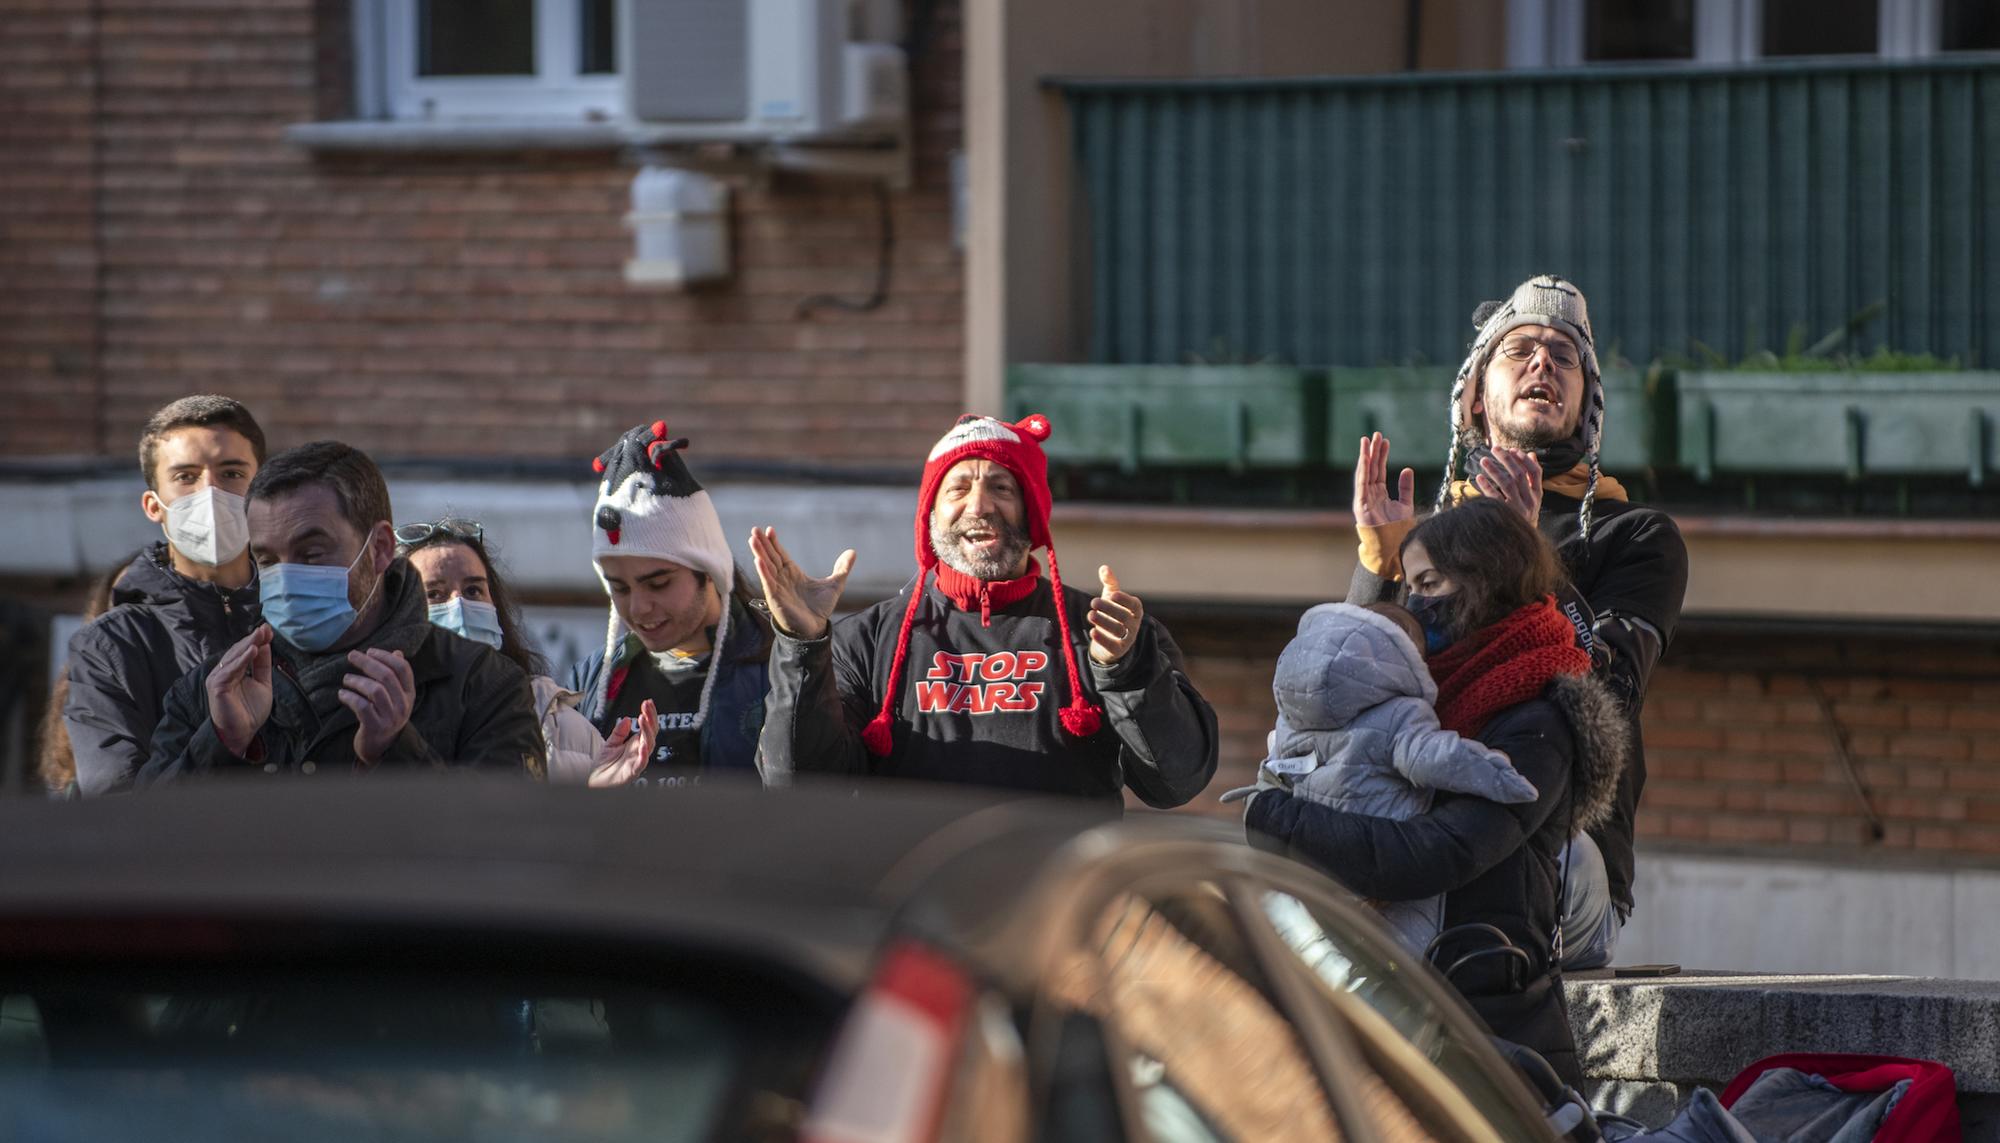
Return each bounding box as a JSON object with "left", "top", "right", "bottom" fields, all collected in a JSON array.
[
  {"left": 1327, "top": 366, "right": 1670, "bottom": 473},
  {"left": 1677, "top": 371, "right": 2000, "bottom": 484},
  {"left": 1006, "top": 364, "right": 1327, "bottom": 471},
  {"left": 1327, "top": 367, "right": 1451, "bottom": 469}
]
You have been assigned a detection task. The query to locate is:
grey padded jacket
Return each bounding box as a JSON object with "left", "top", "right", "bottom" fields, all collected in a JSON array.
[{"left": 1260, "top": 602, "right": 1538, "bottom": 950}]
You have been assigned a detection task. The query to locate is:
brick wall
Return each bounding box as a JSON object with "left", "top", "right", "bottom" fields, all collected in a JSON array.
[
  {"left": 1165, "top": 613, "right": 2000, "bottom": 863},
  {"left": 2, "top": 0, "right": 964, "bottom": 467},
  {"left": 1, "top": 0, "right": 100, "bottom": 455},
  {"left": 1635, "top": 631, "right": 2000, "bottom": 855}
]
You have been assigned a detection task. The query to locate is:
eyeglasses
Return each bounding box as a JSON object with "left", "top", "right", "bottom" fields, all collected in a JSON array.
[
  {"left": 1496, "top": 334, "right": 1582, "bottom": 372},
  {"left": 394, "top": 519, "right": 484, "bottom": 547}
]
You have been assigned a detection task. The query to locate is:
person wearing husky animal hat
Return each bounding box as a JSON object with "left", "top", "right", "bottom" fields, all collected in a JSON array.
[{"left": 567, "top": 421, "right": 773, "bottom": 783}]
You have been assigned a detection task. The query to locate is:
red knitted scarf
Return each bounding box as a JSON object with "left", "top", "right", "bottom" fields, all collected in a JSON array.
[{"left": 1428, "top": 595, "right": 1590, "bottom": 737}]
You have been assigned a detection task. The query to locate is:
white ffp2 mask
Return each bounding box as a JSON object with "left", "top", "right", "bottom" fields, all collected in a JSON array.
[{"left": 163, "top": 486, "right": 250, "bottom": 567}]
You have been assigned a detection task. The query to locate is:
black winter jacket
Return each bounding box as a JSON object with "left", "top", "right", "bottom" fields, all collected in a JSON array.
[
  {"left": 1247, "top": 671, "right": 1630, "bottom": 1087},
  {"left": 760, "top": 574, "right": 1219, "bottom": 807},
  {"left": 64, "top": 543, "right": 262, "bottom": 796},
  {"left": 1351, "top": 489, "right": 1687, "bottom": 917},
  {"left": 137, "top": 560, "right": 545, "bottom": 785}
]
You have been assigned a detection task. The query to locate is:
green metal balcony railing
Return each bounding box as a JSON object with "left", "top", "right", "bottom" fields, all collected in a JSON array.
[{"left": 1050, "top": 58, "right": 2000, "bottom": 370}]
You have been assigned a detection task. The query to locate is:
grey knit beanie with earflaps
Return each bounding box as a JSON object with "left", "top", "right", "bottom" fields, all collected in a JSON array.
[{"left": 1439, "top": 274, "right": 1606, "bottom": 538}]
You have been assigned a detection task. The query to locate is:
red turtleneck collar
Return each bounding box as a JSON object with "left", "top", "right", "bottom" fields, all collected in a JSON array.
[{"left": 933, "top": 557, "right": 1042, "bottom": 627}]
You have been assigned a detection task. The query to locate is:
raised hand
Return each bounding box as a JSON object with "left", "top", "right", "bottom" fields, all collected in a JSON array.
[
  {"left": 1353, "top": 432, "right": 1416, "bottom": 527},
  {"left": 341, "top": 647, "right": 416, "bottom": 766},
  {"left": 1474, "top": 445, "right": 1544, "bottom": 523},
  {"left": 749, "top": 526, "right": 856, "bottom": 641},
  {"left": 1088, "top": 565, "right": 1144, "bottom": 665},
  {"left": 589, "top": 699, "right": 657, "bottom": 788},
  {"left": 208, "top": 624, "right": 276, "bottom": 756}
]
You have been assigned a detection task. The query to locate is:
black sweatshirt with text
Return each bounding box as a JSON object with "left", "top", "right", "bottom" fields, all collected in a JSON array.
[{"left": 759, "top": 575, "right": 1219, "bottom": 807}]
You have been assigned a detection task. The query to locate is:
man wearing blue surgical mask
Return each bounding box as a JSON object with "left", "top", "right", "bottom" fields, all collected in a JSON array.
[
  {"left": 138, "top": 441, "right": 547, "bottom": 785},
  {"left": 61, "top": 395, "right": 268, "bottom": 796}
]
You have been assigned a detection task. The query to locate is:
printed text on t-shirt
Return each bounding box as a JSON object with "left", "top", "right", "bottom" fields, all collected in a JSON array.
[{"left": 917, "top": 650, "right": 1048, "bottom": 714}]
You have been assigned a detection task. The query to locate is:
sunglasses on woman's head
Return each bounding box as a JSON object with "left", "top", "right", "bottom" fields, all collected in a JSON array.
[{"left": 393, "top": 519, "right": 484, "bottom": 546}]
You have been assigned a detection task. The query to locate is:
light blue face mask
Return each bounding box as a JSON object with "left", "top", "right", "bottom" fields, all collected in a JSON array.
[
  {"left": 261, "top": 545, "right": 377, "bottom": 653},
  {"left": 428, "top": 597, "right": 504, "bottom": 649}
]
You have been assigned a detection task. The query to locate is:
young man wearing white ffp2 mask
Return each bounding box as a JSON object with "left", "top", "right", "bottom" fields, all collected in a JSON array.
[{"left": 60, "top": 395, "right": 269, "bottom": 796}]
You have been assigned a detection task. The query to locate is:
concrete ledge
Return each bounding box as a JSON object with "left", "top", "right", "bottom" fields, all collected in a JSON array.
[
  {"left": 7, "top": 474, "right": 2000, "bottom": 618},
  {"left": 1572, "top": 971, "right": 2000, "bottom": 1136},
  {"left": 1572, "top": 971, "right": 2000, "bottom": 1091},
  {"left": 285, "top": 120, "right": 626, "bottom": 153}
]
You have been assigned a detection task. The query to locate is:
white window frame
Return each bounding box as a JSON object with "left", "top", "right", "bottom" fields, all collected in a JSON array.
[
  {"left": 1510, "top": 0, "right": 1944, "bottom": 68},
  {"left": 354, "top": 0, "right": 622, "bottom": 122}
]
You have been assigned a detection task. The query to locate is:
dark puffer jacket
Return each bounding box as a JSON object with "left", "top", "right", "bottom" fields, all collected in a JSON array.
[
  {"left": 137, "top": 560, "right": 545, "bottom": 784},
  {"left": 1247, "top": 670, "right": 1630, "bottom": 1087},
  {"left": 64, "top": 543, "right": 263, "bottom": 796},
  {"left": 1351, "top": 489, "right": 1687, "bottom": 920}
]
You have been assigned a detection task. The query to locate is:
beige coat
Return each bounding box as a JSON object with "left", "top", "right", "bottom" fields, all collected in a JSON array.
[{"left": 533, "top": 675, "right": 606, "bottom": 785}]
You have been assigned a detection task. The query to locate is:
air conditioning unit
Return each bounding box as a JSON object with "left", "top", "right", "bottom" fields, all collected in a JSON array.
[{"left": 620, "top": 0, "right": 907, "bottom": 144}]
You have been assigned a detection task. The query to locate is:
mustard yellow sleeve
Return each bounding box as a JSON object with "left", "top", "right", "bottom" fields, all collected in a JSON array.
[{"left": 1356, "top": 517, "right": 1417, "bottom": 580}]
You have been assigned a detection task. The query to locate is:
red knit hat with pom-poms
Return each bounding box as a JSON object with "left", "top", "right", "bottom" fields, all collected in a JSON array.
[{"left": 858, "top": 413, "right": 1103, "bottom": 757}]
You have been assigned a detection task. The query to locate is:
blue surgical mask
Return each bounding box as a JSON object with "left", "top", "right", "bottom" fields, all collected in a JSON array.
[
  {"left": 1404, "top": 593, "right": 1457, "bottom": 655},
  {"left": 261, "top": 545, "right": 377, "bottom": 653},
  {"left": 428, "top": 597, "right": 504, "bottom": 649}
]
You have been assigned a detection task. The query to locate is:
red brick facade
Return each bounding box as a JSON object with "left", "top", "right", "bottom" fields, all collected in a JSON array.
[
  {"left": 1, "top": 0, "right": 964, "bottom": 467},
  {"left": 2, "top": 0, "right": 100, "bottom": 456},
  {"left": 1168, "top": 616, "right": 2000, "bottom": 861},
  {"left": 10, "top": 2, "right": 1999, "bottom": 867}
]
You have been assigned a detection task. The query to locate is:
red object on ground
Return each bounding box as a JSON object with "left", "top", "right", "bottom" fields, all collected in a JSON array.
[{"left": 1719, "top": 1053, "right": 1962, "bottom": 1143}]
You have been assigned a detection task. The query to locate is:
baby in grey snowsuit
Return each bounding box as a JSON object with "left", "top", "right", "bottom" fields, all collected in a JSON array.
[{"left": 1230, "top": 602, "right": 1538, "bottom": 952}]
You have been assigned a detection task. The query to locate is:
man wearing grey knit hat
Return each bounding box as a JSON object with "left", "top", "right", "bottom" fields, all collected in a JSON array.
[{"left": 1291, "top": 275, "right": 1687, "bottom": 971}]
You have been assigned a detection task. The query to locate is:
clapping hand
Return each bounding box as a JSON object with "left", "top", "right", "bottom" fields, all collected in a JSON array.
[
  {"left": 1473, "top": 446, "right": 1544, "bottom": 522},
  {"left": 208, "top": 624, "right": 276, "bottom": 756},
  {"left": 589, "top": 699, "right": 657, "bottom": 788},
  {"left": 1353, "top": 433, "right": 1416, "bottom": 527},
  {"left": 748, "top": 527, "right": 856, "bottom": 640},
  {"left": 342, "top": 648, "right": 417, "bottom": 765}
]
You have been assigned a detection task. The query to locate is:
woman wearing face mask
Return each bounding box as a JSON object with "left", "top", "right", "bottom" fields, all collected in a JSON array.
[
  {"left": 395, "top": 519, "right": 654, "bottom": 787},
  {"left": 1246, "top": 498, "right": 1630, "bottom": 1087}
]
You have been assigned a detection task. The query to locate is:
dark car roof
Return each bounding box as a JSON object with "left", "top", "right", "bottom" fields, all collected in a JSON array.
[{"left": 0, "top": 778, "right": 1240, "bottom": 990}]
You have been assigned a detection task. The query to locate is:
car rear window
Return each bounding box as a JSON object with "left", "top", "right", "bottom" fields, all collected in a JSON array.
[{"left": 0, "top": 926, "right": 840, "bottom": 1143}]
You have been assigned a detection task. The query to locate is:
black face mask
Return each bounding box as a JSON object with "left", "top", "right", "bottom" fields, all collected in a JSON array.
[
  {"left": 1469, "top": 432, "right": 1585, "bottom": 481},
  {"left": 1404, "top": 593, "right": 1457, "bottom": 655}
]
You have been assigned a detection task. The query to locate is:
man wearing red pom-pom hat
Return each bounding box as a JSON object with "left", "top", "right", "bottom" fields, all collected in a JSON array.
[{"left": 751, "top": 413, "right": 1218, "bottom": 806}]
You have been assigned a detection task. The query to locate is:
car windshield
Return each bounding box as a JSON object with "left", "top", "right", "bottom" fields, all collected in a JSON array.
[{"left": 1, "top": 953, "right": 835, "bottom": 1143}]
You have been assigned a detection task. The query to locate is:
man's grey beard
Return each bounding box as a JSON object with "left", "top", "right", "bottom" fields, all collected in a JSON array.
[{"left": 930, "top": 515, "right": 1033, "bottom": 581}]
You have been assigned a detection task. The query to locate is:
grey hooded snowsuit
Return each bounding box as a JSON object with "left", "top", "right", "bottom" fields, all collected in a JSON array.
[{"left": 1258, "top": 603, "right": 1538, "bottom": 950}]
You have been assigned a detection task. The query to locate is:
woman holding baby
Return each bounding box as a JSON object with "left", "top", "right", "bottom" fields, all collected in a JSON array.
[{"left": 1247, "top": 498, "right": 1630, "bottom": 1088}]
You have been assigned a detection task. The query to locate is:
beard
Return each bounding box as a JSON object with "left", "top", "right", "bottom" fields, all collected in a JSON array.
[
  {"left": 1480, "top": 369, "right": 1584, "bottom": 451},
  {"left": 1490, "top": 414, "right": 1571, "bottom": 450},
  {"left": 1479, "top": 381, "right": 1580, "bottom": 451},
  {"left": 930, "top": 513, "right": 1033, "bottom": 581}
]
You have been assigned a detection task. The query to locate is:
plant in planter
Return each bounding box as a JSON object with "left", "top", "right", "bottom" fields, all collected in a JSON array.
[{"left": 1673, "top": 317, "right": 1995, "bottom": 490}]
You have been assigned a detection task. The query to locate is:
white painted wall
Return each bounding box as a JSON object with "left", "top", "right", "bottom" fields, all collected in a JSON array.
[{"left": 1620, "top": 848, "right": 2000, "bottom": 979}]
